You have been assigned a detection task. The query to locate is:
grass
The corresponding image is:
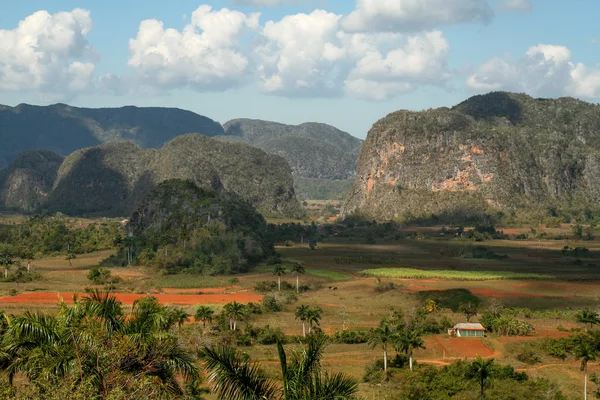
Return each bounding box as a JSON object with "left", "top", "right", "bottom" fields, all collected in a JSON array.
[
  {"left": 304, "top": 268, "right": 352, "bottom": 281},
  {"left": 154, "top": 274, "right": 230, "bottom": 289},
  {"left": 361, "top": 268, "right": 554, "bottom": 281}
]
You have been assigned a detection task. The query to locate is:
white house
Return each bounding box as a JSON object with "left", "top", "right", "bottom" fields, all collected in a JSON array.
[{"left": 448, "top": 323, "right": 486, "bottom": 337}]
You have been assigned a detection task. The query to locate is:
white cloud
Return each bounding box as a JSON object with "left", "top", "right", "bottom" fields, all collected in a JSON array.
[
  {"left": 467, "top": 44, "right": 600, "bottom": 99},
  {"left": 341, "top": 0, "right": 493, "bottom": 33},
  {"left": 233, "top": 0, "right": 307, "bottom": 6},
  {"left": 128, "top": 5, "right": 260, "bottom": 91},
  {"left": 256, "top": 10, "right": 451, "bottom": 99},
  {"left": 498, "top": 0, "right": 532, "bottom": 12},
  {"left": 0, "top": 9, "right": 96, "bottom": 97}
]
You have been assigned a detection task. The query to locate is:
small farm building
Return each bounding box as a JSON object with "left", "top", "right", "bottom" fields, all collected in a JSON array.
[{"left": 448, "top": 323, "right": 486, "bottom": 337}]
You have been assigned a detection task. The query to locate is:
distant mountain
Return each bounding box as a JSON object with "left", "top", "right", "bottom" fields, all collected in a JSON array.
[
  {"left": 0, "top": 135, "right": 304, "bottom": 218},
  {"left": 219, "top": 119, "right": 363, "bottom": 199},
  {"left": 342, "top": 92, "right": 600, "bottom": 223},
  {"left": 0, "top": 103, "right": 224, "bottom": 169}
]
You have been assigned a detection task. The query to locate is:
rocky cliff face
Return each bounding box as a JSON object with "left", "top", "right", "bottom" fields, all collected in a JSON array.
[{"left": 342, "top": 92, "right": 600, "bottom": 223}]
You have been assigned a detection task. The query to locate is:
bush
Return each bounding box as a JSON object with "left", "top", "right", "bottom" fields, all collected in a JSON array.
[
  {"left": 375, "top": 282, "right": 396, "bottom": 293},
  {"left": 516, "top": 350, "right": 541, "bottom": 365},
  {"left": 332, "top": 330, "right": 370, "bottom": 344},
  {"left": 261, "top": 295, "right": 283, "bottom": 312}
]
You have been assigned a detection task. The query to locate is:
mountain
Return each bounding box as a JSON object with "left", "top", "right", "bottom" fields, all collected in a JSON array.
[
  {"left": 219, "top": 119, "right": 362, "bottom": 199},
  {"left": 0, "top": 134, "right": 303, "bottom": 218},
  {"left": 0, "top": 103, "right": 224, "bottom": 169},
  {"left": 0, "top": 150, "right": 64, "bottom": 211},
  {"left": 342, "top": 92, "right": 600, "bottom": 223}
]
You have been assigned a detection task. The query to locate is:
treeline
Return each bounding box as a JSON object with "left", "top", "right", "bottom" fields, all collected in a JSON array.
[{"left": 0, "top": 214, "right": 122, "bottom": 263}]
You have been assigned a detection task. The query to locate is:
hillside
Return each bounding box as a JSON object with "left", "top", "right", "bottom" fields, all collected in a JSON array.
[
  {"left": 342, "top": 92, "right": 600, "bottom": 223},
  {"left": 0, "top": 103, "right": 224, "bottom": 169},
  {"left": 220, "top": 119, "right": 362, "bottom": 199},
  {"left": 0, "top": 135, "right": 303, "bottom": 218},
  {"left": 0, "top": 150, "right": 64, "bottom": 211},
  {"left": 122, "top": 179, "right": 272, "bottom": 274}
]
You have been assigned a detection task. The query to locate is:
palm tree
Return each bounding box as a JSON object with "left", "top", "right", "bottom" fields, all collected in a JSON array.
[
  {"left": 306, "top": 307, "right": 322, "bottom": 334},
  {"left": 273, "top": 264, "right": 286, "bottom": 291},
  {"left": 195, "top": 305, "right": 215, "bottom": 328},
  {"left": 468, "top": 355, "right": 495, "bottom": 400},
  {"left": 575, "top": 340, "right": 597, "bottom": 400},
  {"left": 398, "top": 329, "right": 426, "bottom": 371},
  {"left": 294, "top": 305, "right": 310, "bottom": 337},
  {"left": 577, "top": 309, "right": 600, "bottom": 329},
  {"left": 223, "top": 301, "right": 246, "bottom": 331},
  {"left": 66, "top": 251, "right": 76, "bottom": 267},
  {"left": 201, "top": 334, "right": 358, "bottom": 400},
  {"left": 0, "top": 244, "right": 15, "bottom": 280},
  {"left": 368, "top": 322, "right": 396, "bottom": 371},
  {"left": 289, "top": 262, "right": 305, "bottom": 293}
]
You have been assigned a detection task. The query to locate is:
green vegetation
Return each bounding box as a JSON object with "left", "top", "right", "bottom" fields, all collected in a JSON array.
[
  {"left": 304, "top": 268, "right": 351, "bottom": 281},
  {"left": 343, "top": 91, "right": 600, "bottom": 225},
  {"left": 107, "top": 180, "right": 274, "bottom": 276},
  {"left": 294, "top": 177, "right": 354, "bottom": 200},
  {"left": 361, "top": 268, "right": 554, "bottom": 280},
  {"left": 417, "top": 289, "right": 481, "bottom": 312}
]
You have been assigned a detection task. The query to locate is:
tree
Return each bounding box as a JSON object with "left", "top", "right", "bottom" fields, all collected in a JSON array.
[
  {"left": 469, "top": 355, "right": 495, "bottom": 400},
  {"left": 398, "top": 329, "right": 426, "bottom": 371},
  {"left": 577, "top": 309, "right": 600, "bottom": 329},
  {"left": 306, "top": 307, "right": 322, "bottom": 334},
  {"left": 124, "top": 235, "right": 134, "bottom": 266},
  {"left": 0, "top": 244, "right": 15, "bottom": 280},
  {"left": 195, "top": 305, "right": 215, "bottom": 328},
  {"left": 289, "top": 262, "right": 305, "bottom": 293},
  {"left": 460, "top": 302, "right": 479, "bottom": 322},
  {"left": 575, "top": 340, "right": 598, "bottom": 400},
  {"left": 294, "top": 305, "right": 310, "bottom": 337},
  {"left": 200, "top": 334, "right": 358, "bottom": 400},
  {"left": 66, "top": 252, "right": 75, "bottom": 267},
  {"left": 223, "top": 301, "right": 246, "bottom": 331},
  {"left": 368, "top": 322, "right": 396, "bottom": 371},
  {"left": 273, "top": 264, "right": 286, "bottom": 291}
]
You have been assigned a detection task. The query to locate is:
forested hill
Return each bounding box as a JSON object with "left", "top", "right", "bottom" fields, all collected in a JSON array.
[
  {"left": 0, "top": 103, "right": 224, "bottom": 169},
  {"left": 219, "top": 119, "right": 363, "bottom": 199},
  {"left": 0, "top": 134, "right": 304, "bottom": 218},
  {"left": 342, "top": 91, "right": 600, "bottom": 223}
]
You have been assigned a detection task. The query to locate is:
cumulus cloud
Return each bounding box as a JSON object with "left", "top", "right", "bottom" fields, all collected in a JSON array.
[
  {"left": 233, "top": 0, "right": 307, "bottom": 6},
  {"left": 128, "top": 5, "right": 260, "bottom": 91},
  {"left": 256, "top": 10, "right": 451, "bottom": 99},
  {"left": 467, "top": 44, "right": 600, "bottom": 99},
  {"left": 341, "top": 0, "right": 493, "bottom": 33},
  {"left": 498, "top": 0, "right": 532, "bottom": 12},
  {"left": 0, "top": 9, "right": 96, "bottom": 97}
]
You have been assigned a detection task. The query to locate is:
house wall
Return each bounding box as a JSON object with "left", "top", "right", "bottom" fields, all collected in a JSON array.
[{"left": 457, "top": 329, "right": 484, "bottom": 337}]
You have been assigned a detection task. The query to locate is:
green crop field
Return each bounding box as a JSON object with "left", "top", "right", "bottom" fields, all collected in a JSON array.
[{"left": 360, "top": 267, "right": 555, "bottom": 280}]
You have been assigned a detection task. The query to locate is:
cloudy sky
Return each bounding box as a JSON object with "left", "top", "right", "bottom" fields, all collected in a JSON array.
[{"left": 1, "top": 0, "right": 599, "bottom": 138}]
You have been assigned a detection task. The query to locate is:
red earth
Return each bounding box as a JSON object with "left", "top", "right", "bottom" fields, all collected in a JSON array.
[{"left": 0, "top": 292, "right": 263, "bottom": 306}]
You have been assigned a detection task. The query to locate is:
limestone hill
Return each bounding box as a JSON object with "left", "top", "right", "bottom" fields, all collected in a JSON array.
[{"left": 342, "top": 92, "right": 600, "bottom": 223}]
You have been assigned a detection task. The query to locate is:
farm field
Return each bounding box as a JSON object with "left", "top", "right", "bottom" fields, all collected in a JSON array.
[{"left": 1, "top": 223, "right": 600, "bottom": 398}]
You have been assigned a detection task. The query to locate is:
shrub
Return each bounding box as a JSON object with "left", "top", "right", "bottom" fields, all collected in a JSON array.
[
  {"left": 261, "top": 295, "right": 283, "bottom": 312},
  {"left": 516, "top": 350, "right": 541, "bottom": 365},
  {"left": 375, "top": 282, "right": 396, "bottom": 293},
  {"left": 332, "top": 330, "right": 370, "bottom": 344}
]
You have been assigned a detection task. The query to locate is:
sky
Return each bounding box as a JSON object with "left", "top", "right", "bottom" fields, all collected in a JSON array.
[{"left": 0, "top": 0, "right": 599, "bottom": 139}]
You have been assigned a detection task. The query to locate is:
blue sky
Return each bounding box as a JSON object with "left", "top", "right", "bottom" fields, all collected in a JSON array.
[{"left": 0, "top": 0, "right": 599, "bottom": 138}]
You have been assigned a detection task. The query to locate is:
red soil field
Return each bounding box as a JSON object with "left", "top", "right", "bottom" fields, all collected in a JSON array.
[
  {"left": 430, "top": 337, "right": 494, "bottom": 358},
  {"left": 0, "top": 292, "right": 263, "bottom": 306}
]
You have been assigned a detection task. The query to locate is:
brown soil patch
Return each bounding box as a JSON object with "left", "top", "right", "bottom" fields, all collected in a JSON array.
[
  {"left": 0, "top": 292, "right": 262, "bottom": 306},
  {"left": 470, "top": 288, "right": 550, "bottom": 298},
  {"left": 497, "top": 330, "right": 573, "bottom": 343},
  {"left": 160, "top": 287, "right": 234, "bottom": 294},
  {"left": 433, "top": 337, "right": 494, "bottom": 358}
]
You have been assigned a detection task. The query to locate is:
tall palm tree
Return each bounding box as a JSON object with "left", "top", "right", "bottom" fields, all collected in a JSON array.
[
  {"left": 575, "top": 340, "right": 597, "bottom": 400},
  {"left": 289, "top": 262, "right": 305, "bottom": 293},
  {"left": 306, "top": 307, "right": 322, "bottom": 334},
  {"left": 468, "top": 355, "right": 495, "bottom": 400},
  {"left": 273, "top": 265, "right": 286, "bottom": 291},
  {"left": 398, "top": 329, "right": 426, "bottom": 371},
  {"left": 577, "top": 309, "right": 600, "bottom": 329},
  {"left": 294, "top": 305, "right": 310, "bottom": 337},
  {"left": 196, "top": 305, "right": 215, "bottom": 328},
  {"left": 368, "top": 322, "right": 396, "bottom": 371},
  {"left": 201, "top": 334, "right": 358, "bottom": 400},
  {"left": 223, "top": 301, "right": 246, "bottom": 331}
]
